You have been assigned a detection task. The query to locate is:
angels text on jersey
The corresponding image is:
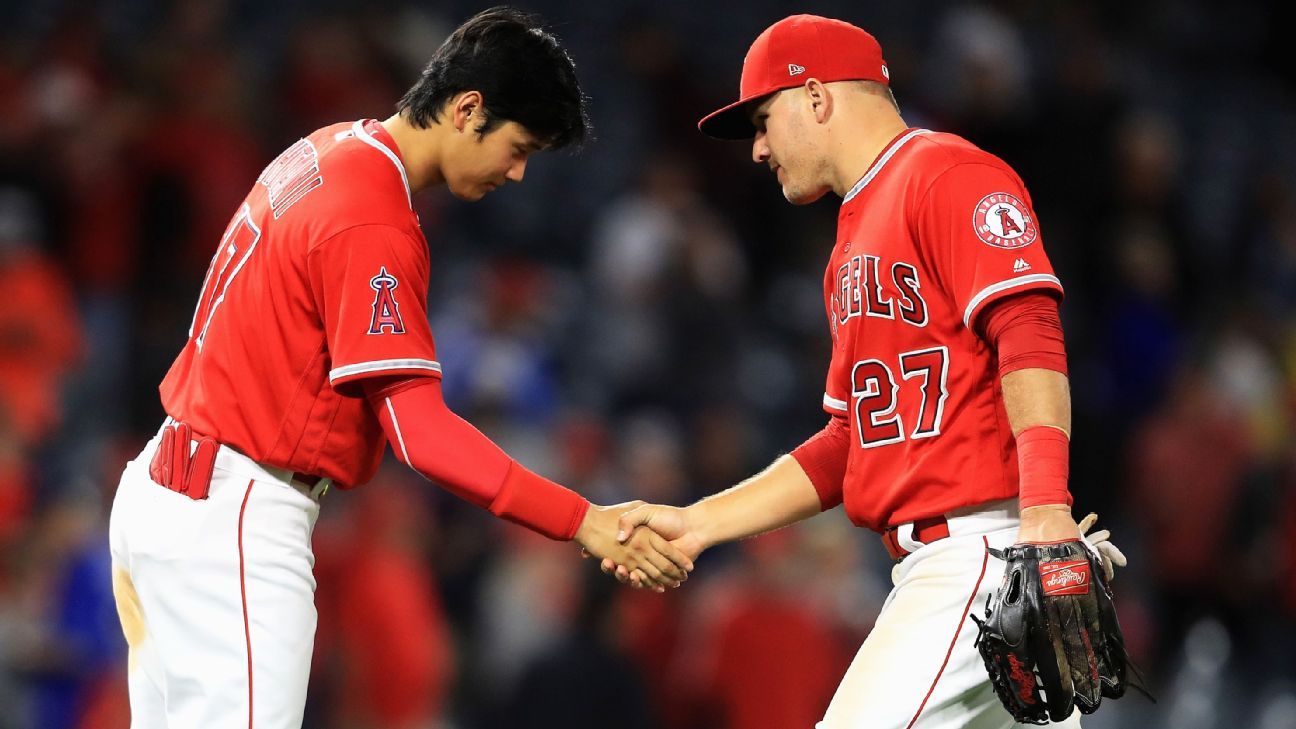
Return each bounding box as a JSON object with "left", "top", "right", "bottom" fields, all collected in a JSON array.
[{"left": 832, "top": 251, "right": 928, "bottom": 338}]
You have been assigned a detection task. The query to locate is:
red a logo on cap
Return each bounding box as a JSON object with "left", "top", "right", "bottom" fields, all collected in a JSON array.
[
  {"left": 788, "top": 63, "right": 806, "bottom": 76},
  {"left": 368, "top": 267, "right": 405, "bottom": 335}
]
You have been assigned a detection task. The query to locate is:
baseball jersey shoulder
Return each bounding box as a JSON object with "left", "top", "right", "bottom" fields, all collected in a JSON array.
[
  {"left": 274, "top": 120, "right": 418, "bottom": 246},
  {"left": 904, "top": 132, "right": 1062, "bottom": 330},
  {"left": 901, "top": 131, "right": 1024, "bottom": 190}
]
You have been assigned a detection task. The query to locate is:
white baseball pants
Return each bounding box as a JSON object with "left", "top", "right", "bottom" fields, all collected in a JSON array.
[
  {"left": 109, "top": 425, "right": 323, "bottom": 729},
  {"left": 818, "top": 500, "right": 1083, "bottom": 729}
]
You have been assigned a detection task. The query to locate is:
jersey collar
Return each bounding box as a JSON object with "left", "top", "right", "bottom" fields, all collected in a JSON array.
[
  {"left": 352, "top": 119, "right": 412, "bottom": 208},
  {"left": 841, "top": 128, "right": 930, "bottom": 206}
]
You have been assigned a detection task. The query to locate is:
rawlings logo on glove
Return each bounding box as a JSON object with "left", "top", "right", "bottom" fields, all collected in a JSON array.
[{"left": 1040, "top": 560, "right": 1089, "bottom": 596}]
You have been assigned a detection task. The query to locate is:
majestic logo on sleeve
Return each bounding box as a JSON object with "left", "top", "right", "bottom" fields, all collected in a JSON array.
[
  {"left": 973, "top": 193, "right": 1038, "bottom": 249},
  {"left": 368, "top": 267, "right": 405, "bottom": 334}
]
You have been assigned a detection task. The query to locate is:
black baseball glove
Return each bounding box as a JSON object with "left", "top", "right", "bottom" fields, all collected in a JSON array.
[{"left": 971, "top": 539, "right": 1139, "bottom": 724}]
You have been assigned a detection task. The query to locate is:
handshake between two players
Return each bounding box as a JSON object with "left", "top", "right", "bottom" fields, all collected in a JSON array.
[{"left": 107, "top": 8, "right": 1142, "bottom": 729}]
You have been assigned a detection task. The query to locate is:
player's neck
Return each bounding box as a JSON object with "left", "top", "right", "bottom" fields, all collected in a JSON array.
[
  {"left": 830, "top": 111, "right": 909, "bottom": 199},
  {"left": 380, "top": 114, "right": 445, "bottom": 193}
]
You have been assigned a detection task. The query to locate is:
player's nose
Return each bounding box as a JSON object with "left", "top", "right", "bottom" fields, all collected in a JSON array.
[
  {"left": 506, "top": 157, "right": 527, "bottom": 183},
  {"left": 752, "top": 131, "right": 770, "bottom": 164}
]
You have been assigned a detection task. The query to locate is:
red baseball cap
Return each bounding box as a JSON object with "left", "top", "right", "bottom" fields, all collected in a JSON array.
[{"left": 698, "top": 15, "right": 890, "bottom": 140}]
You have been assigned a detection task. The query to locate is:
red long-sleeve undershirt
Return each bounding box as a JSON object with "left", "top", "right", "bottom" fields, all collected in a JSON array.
[
  {"left": 791, "top": 292, "right": 1069, "bottom": 511},
  {"left": 363, "top": 377, "right": 589, "bottom": 540}
]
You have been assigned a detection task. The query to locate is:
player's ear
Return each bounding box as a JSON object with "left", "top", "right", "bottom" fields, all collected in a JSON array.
[
  {"left": 805, "top": 79, "right": 832, "bottom": 125},
  {"left": 451, "top": 91, "right": 484, "bottom": 133}
]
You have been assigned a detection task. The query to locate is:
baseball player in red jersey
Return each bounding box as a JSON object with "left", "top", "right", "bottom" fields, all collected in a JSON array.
[
  {"left": 108, "top": 8, "right": 691, "bottom": 728},
  {"left": 603, "top": 15, "right": 1125, "bottom": 728}
]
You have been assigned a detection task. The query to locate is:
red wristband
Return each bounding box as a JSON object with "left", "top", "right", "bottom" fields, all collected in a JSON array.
[
  {"left": 1016, "top": 425, "right": 1073, "bottom": 509},
  {"left": 491, "top": 461, "right": 591, "bottom": 541}
]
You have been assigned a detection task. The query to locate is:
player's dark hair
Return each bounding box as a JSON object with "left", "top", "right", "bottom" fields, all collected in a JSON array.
[{"left": 397, "top": 6, "right": 590, "bottom": 149}]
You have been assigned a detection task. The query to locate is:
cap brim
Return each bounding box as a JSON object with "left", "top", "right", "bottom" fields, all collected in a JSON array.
[{"left": 697, "top": 95, "right": 765, "bottom": 140}]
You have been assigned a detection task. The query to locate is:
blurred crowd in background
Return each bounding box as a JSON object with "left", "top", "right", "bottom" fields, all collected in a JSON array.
[{"left": 2, "top": 0, "right": 1296, "bottom": 727}]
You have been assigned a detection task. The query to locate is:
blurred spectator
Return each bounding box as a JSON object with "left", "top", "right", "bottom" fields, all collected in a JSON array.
[
  {"left": 314, "top": 471, "right": 453, "bottom": 729},
  {"left": 506, "top": 570, "right": 655, "bottom": 729},
  {"left": 4, "top": 496, "right": 124, "bottom": 729},
  {"left": 0, "top": 190, "right": 82, "bottom": 447},
  {"left": 1104, "top": 218, "right": 1186, "bottom": 422},
  {"left": 582, "top": 155, "right": 745, "bottom": 412},
  {"left": 1127, "top": 363, "right": 1255, "bottom": 667},
  {"left": 280, "top": 17, "right": 402, "bottom": 135},
  {"left": 433, "top": 260, "right": 566, "bottom": 424},
  {"left": 678, "top": 528, "right": 852, "bottom": 729}
]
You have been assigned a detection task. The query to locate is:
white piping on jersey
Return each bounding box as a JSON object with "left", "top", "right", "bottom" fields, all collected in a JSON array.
[
  {"left": 823, "top": 393, "right": 849, "bottom": 412},
  {"left": 352, "top": 120, "right": 412, "bottom": 208},
  {"left": 328, "top": 358, "right": 442, "bottom": 383},
  {"left": 841, "top": 129, "right": 932, "bottom": 205},
  {"left": 962, "top": 274, "right": 1063, "bottom": 328},
  {"left": 384, "top": 396, "right": 412, "bottom": 465}
]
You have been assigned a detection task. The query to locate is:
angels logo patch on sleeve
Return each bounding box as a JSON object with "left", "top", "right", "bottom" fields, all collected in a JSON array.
[
  {"left": 368, "top": 266, "right": 405, "bottom": 334},
  {"left": 973, "top": 193, "right": 1038, "bottom": 249}
]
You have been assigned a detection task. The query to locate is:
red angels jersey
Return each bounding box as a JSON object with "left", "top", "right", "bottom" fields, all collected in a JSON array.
[
  {"left": 160, "top": 119, "right": 440, "bottom": 487},
  {"left": 821, "top": 128, "right": 1063, "bottom": 532}
]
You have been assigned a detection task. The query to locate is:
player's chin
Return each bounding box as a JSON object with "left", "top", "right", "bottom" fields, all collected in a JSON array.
[
  {"left": 450, "top": 186, "right": 489, "bottom": 202},
  {"left": 783, "top": 184, "right": 829, "bottom": 206}
]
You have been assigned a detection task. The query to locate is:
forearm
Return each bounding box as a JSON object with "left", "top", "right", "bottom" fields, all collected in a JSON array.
[
  {"left": 366, "top": 377, "right": 589, "bottom": 540},
  {"left": 982, "top": 293, "right": 1074, "bottom": 519},
  {"left": 685, "top": 454, "right": 823, "bottom": 549}
]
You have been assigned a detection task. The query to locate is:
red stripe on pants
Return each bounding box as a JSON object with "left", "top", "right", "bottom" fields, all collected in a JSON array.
[{"left": 238, "top": 481, "right": 255, "bottom": 728}]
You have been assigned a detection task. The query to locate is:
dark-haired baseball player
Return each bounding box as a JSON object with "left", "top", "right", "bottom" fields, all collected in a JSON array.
[{"left": 108, "top": 8, "right": 691, "bottom": 727}]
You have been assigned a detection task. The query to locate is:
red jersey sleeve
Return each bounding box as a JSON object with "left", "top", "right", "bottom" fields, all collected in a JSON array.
[
  {"left": 307, "top": 224, "right": 441, "bottom": 395},
  {"left": 915, "top": 162, "right": 1063, "bottom": 331},
  {"left": 790, "top": 414, "right": 850, "bottom": 510}
]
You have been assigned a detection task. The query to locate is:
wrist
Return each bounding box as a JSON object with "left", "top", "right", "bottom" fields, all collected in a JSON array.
[
  {"left": 1021, "top": 504, "right": 1071, "bottom": 517},
  {"left": 1017, "top": 503, "right": 1079, "bottom": 543},
  {"left": 573, "top": 503, "right": 603, "bottom": 546},
  {"left": 683, "top": 501, "right": 715, "bottom": 550}
]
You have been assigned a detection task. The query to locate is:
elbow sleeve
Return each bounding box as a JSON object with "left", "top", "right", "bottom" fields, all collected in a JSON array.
[{"left": 790, "top": 415, "right": 850, "bottom": 511}]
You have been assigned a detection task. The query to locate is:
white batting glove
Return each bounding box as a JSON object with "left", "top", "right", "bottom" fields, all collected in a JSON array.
[{"left": 1077, "top": 512, "right": 1128, "bottom": 582}]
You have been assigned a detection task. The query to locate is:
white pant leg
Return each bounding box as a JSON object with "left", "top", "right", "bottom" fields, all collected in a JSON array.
[
  {"left": 108, "top": 434, "right": 320, "bottom": 729},
  {"left": 110, "top": 449, "right": 170, "bottom": 729},
  {"left": 818, "top": 526, "right": 1084, "bottom": 729}
]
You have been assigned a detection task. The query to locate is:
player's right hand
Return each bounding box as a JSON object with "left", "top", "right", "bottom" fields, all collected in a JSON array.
[
  {"left": 575, "top": 502, "right": 694, "bottom": 591},
  {"left": 1078, "top": 512, "right": 1128, "bottom": 582},
  {"left": 603, "top": 504, "right": 707, "bottom": 589}
]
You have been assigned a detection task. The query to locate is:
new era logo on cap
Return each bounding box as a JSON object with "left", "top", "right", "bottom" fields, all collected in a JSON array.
[{"left": 788, "top": 63, "right": 806, "bottom": 76}]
